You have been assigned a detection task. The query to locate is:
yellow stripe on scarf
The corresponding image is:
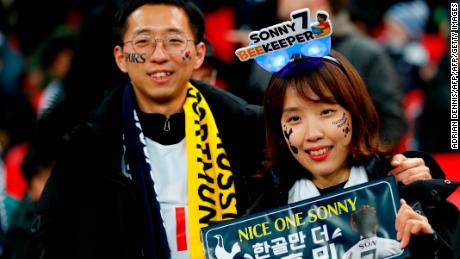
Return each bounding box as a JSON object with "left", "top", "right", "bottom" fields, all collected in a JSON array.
[{"left": 184, "top": 83, "right": 237, "bottom": 258}]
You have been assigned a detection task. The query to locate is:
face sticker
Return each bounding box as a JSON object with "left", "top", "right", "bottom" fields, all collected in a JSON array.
[
  {"left": 125, "top": 52, "right": 146, "bottom": 63},
  {"left": 343, "top": 121, "right": 350, "bottom": 138},
  {"left": 283, "top": 124, "right": 299, "bottom": 154},
  {"left": 182, "top": 50, "right": 191, "bottom": 61},
  {"left": 332, "top": 112, "right": 347, "bottom": 128},
  {"left": 332, "top": 112, "right": 351, "bottom": 138}
]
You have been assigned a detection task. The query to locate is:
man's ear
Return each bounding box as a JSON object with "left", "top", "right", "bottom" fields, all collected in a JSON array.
[
  {"left": 114, "top": 45, "right": 128, "bottom": 73},
  {"left": 351, "top": 223, "right": 357, "bottom": 232},
  {"left": 193, "top": 41, "right": 206, "bottom": 69}
]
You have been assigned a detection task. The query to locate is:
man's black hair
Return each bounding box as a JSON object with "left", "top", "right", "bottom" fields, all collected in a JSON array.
[
  {"left": 317, "top": 13, "right": 328, "bottom": 20},
  {"left": 114, "top": 0, "right": 204, "bottom": 45}
]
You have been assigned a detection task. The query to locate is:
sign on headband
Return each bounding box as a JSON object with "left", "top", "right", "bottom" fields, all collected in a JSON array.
[{"left": 234, "top": 8, "right": 332, "bottom": 73}]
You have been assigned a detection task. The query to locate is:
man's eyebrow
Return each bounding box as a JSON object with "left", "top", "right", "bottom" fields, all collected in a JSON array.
[
  {"left": 166, "top": 28, "right": 184, "bottom": 34},
  {"left": 132, "top": 28, "right": 152, "bottom": 35},
  {"left": 132, "top": 28, "right": 185, "bottom": 35}
]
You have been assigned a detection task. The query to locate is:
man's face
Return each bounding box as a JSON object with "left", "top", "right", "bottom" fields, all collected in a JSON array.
[{"left": 114, "top": 4, "right": 205, "bottom": 113}]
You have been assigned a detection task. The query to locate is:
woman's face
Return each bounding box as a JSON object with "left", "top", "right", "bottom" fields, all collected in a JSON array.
[{"left": 280, "top": 87, "right": 352, "bottom": 186}]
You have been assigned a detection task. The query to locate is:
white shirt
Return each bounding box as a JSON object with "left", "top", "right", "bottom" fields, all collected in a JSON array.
[
  {"left": 342, "top": 236, "right": 402, "bottom": 259},
  {"left": 146, "top": 138, "right": 189, "bottom": 259}
]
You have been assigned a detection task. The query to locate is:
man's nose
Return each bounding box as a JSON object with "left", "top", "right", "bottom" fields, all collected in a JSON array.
[{"left": 149, "top": 40, "right": 169, "bottom": 62}]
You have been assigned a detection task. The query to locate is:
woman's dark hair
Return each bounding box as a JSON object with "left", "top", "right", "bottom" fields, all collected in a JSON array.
[
  {"left": 113, "top": 0, "right": 205, "bottom": 45},
  {"left": 263, "top": 50, "right": 389, "bottom": 175}
]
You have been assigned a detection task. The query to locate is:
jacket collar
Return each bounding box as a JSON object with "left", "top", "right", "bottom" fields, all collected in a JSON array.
[
  {"left": 363, "top": 154, "right": 392, "bottom": 181},
  {"left": 87, "top": 83, "right": 125, "bottom": 140}
]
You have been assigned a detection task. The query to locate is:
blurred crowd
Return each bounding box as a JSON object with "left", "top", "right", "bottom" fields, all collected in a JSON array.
[{"left": 0, "top": 0, "right": 454, "bottom": 257}]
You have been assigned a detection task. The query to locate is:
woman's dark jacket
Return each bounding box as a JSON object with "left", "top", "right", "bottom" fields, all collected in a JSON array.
[
  {"left": 29, "top": 81, "right": 265, "bottom": 259},
  {"left": 247, "top": 151, "right": 459, "bottom": 259}
]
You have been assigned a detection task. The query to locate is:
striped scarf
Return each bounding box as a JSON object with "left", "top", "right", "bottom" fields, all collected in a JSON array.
[{"left": 122, "top": 82, "right": 237, "bottom": 259}]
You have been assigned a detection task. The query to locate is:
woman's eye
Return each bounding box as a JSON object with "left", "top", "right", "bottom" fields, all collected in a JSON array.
[
  {"left": 320, "top": 109, "right": 336, "bottom": 116},
  {"left": 287, "top": 116, "right": 300, "bottom": 123}
]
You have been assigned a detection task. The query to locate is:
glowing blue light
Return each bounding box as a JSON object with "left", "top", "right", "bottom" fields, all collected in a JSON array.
[
  {"left": 301, "top": 41, "right": 324, "bottom": 57},
  {"left": 253, "top": 33, "right": 332, "bottom": 73},
  {"left": 270, "top": 54, "right": 288, "bottom": 71},
  {"left": 254, "top": 49, "right": 289, "bottom": 73}
]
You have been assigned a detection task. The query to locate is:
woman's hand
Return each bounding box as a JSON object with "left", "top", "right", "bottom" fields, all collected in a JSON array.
[
  {"left": 395, "top": 199, "right": 433, "bottom": 248},
  {"left": 389, "top": 154, "right": 431, "bottom": 185}
]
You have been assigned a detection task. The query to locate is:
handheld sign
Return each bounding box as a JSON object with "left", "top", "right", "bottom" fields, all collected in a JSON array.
[
  {"left": 201, "top": 177, "right": 409, "bottom": 259},
  {"left": 235, "top": 8, "right": 333, "bottom": 72}
]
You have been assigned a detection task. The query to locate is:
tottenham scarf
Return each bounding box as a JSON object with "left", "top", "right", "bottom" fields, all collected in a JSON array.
[{"left": 122, "top": 82, "right": 237, "bottom": 259}]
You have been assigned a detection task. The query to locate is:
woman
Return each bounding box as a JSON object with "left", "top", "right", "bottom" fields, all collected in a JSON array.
[{"left": 252, "top": 50, "right": 458, "bottom": 258}]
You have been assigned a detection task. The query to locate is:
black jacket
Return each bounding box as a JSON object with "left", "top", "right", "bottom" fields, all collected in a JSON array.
[
  {"left": 31, "top": 81, "right": 265, "bottom": 259},
  {"left": 247, "top": 151, "right": 459, "bottom": 259}
]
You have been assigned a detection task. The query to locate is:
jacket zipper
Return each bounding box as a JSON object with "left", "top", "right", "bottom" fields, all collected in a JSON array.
[{"left": 163, "top": 117, "right": 171, "bottom": 131}]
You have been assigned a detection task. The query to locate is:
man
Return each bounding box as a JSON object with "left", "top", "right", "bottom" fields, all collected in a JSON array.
[
  {"left": 33, "top": 1, "right": 264, "bottom": 258},
  {"left": 311, "top": 12, "right": 331, "bottom": 38},
  {"left": 343, "top": 205, "right": 402, "bottom": 259}
]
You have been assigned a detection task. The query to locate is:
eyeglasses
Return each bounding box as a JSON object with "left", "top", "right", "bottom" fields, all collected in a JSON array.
[{"left": 124, "top": 32, "right": 195, "bottom": 57}]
